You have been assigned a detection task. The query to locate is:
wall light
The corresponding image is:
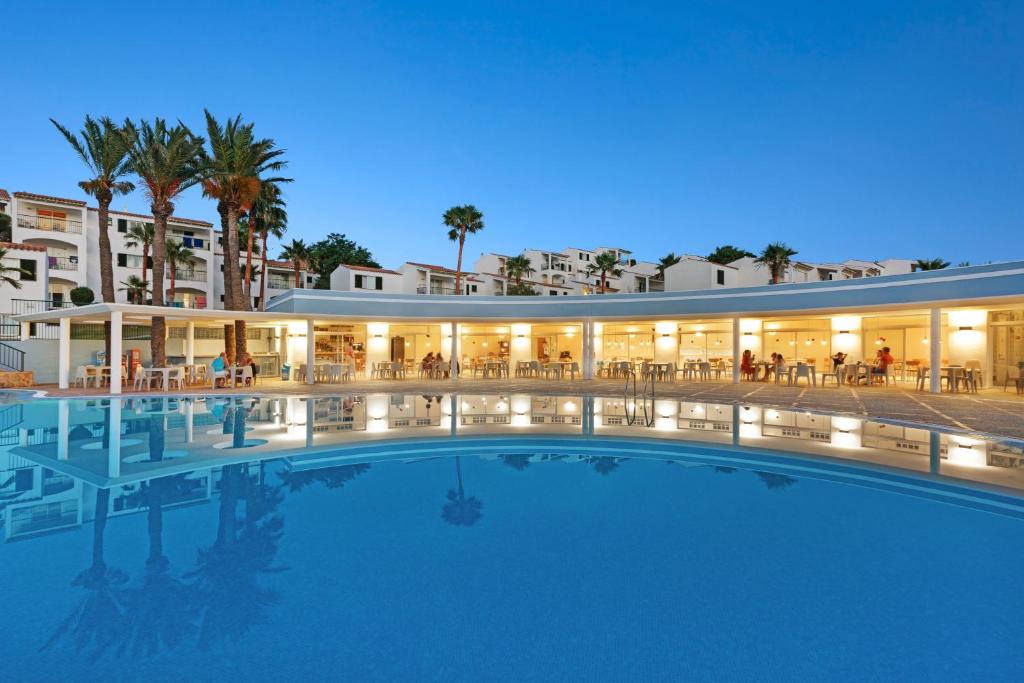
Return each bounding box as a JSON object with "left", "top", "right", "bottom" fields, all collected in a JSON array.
[{"left": 958, "top": 326, "right": 974, "bottom": 331}]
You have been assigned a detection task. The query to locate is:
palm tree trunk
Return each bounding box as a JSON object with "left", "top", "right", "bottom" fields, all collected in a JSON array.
[
  {"left": 92, "top": 487, "right": 111, "bottom": 573},
  {"left": 150, "top": 209, "right": 168, "bottom": 368},
  {"left": 225, "top": 209, "right": 249, "bottom": 312},
  {"left": 455, "top": 234, "right": 465, "bottom": 295},
  {"left": 243, "top": 222, "right": 255, "bottom": 301},
  {"left": 169, "top": 263, "right": 176, "bottom": 304},
  {"left": 258, "top": 228, "right": 268, "bottom": 311},
  {"left": 97, "top": 194, "right": 115, "bottom": 364},
  {"left": 224, "top": 324, "right": 236, "bottom": 364}
]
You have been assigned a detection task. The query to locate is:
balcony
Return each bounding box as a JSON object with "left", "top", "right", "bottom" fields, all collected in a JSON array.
[
  {"left": 417, "top": 285, "right": 458, "bottom": 295},
  {"left": 175, "top": 269, "right": 207, "bottom": 282},
  {"left": 171, "top": 233, "right": 209, "bottom": 250},
  {"left": 10, "top": 299, "right": 74, "bottom": 316},
  {"left": 48, "top": 256, "right": 79, "bottom": 271},
  {"left": 265, "top": 275, "right": 294, "bottom": 290},
  {"left": 17, "top": 213, "right": 82, "bottom": 235},
  {"left": 169, "top": 299, "right": 207, "bottom": 309}
]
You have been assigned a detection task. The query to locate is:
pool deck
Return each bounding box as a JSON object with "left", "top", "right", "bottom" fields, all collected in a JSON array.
[{"left": 27, "top": 377, "right": 1024, "bottom": 441}]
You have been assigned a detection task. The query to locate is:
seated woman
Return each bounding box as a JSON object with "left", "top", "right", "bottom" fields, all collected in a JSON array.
[
  {"left": 211, "top": 352, "right": 229, "bottom": 388},
  {"left": 238, "top": 352, "right": 257, "bottom": 385},
  {"left": 831, "top": 351, "right": 848, "bottom": 369},
  {"left": 422, "top": 352, "right": 434, "bottom": 373},
  {"left": 764, "top": 353, "right": 778, "bottom": 381},
  {"left": 774, "top": 353, "right": 788, "bottom": 381},
  {"left": 740, "top": 350, "right": 756, "bottom": 381}
]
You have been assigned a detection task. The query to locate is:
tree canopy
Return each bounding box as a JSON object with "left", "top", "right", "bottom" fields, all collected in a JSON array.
[
  {"left": 707, "top": 245, "right": 754, "bottom": 264},
  {"left": 306, "top": 232, "right": 380, "bottom": 288}
]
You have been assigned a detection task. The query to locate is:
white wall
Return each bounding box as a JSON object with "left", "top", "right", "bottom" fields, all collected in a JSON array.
[{"left": 663, "top": 258, "right": 736, "bottom": 291}]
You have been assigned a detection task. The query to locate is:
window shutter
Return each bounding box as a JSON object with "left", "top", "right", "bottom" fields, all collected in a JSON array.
[
  {"left": 117, "top": 253, "right": 127, "bottom": 267},
  {"left": 117, "top": 218, "right": 127, "bottom": 232},
  {"left": 375, "top": 277, "right": 383, "bottom": 290},
  {"left": 355, "top": 274, "right": 364, "bottom": 289}
]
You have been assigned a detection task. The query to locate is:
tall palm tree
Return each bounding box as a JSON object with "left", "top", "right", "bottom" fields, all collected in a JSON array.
[
  {"left": 657, "top": 252, "right": 682, "bottom": 277},
  {"left": 201, "top": 111, "right": 288, "bottom": 360},
  {"left": 0, "top": 246, "right": 27, "bottom": 289},
  {"left": 119, "top": 275, "right": 150, "bottom": 305},
  {"left": 246, "top": 181, "right": 289, "bottom": 307},
  {"left": 123, "top": 221, "right": 155, "bottom": 287},
  {"left": 441, "top": 456, "right": 483, "bottom": 526},
  {"left": 915, "top": 258, "right": 950, "bottom": 271},
  {"left": 754, "top": 242, "right": 798, "bottom": 284},
  {"left": 50, "top": 116, "right": 134, "bottom": 362},
  {"left": 279, "top": 239, "right": 309, "bottom": 288},
  {"left": 442, "top": 205, "right": 484, "bottom": 295},
  {"left": 165, "top": 239, "right": 195, "bottom": 305},
  {"left": 587, "top": 251, "right": 623, "bottom": 293},
  {"left": 121, "top": 118, "right": 207, "bottom": 367}
]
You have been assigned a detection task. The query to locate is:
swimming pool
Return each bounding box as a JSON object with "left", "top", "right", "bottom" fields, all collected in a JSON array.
[{"left": 1, "top": 392, "right": 1023, "bottom": 680}]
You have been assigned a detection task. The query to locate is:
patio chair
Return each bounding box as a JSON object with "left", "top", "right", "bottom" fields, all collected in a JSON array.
[
  {"left": 820, "top": 364, "right": 843, "bottom": 387},
  {"left": 790, "top": 364, "right": 815, "bottom": 387},
  {"left": 167, "top": 367, "right": 186, "bottom": 391},
  {"left": 915, "top": 366, "right": 930, "bottom": 391},
  {"left": 544, "top": 362, "right": 562, "bottom": 379},
  {"left": 710, "top": 360, "right": 728, "bottom": 380},
  {"left": 695, "top": 362, "right": 710, "bottom": 382},
  {"left": 73, "top": 365, "right": 94, "bottom": 389},
  {"left": 133, "top": 366, "right": 148, "bottom": 392},
  {"left": 567, "top": 362, "right": 580, "bottom": 380},
  {"left": 1005, "top": 365, "right": 1021, "bottom": 391},
  {"left": 964, "top": 359, "right": 983, "bottom": 388}
]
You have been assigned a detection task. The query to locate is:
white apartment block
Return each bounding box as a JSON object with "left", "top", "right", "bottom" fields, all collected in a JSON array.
[
  {"left": 0, "top": 188, "right": 311, "bottom": 322},
  {"left": 727, "top": 256, "right": 916, "bottom": 287}
]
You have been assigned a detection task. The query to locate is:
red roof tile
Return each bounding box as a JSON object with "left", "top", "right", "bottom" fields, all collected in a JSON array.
[
  {"left": 0, "top": 189, "right": 10, "bottom": 201},
  {"left": 94, "top": 207, "right": 214, "bottom": 228},
  {"left": 405, "top": 261, "right": 457, "bottom": 274},
  {"left": 0, "top": 241, "right": 47, "bottom": 253},
  {"left": 482, "top": 272, "right": 572, "bottom": 289},
  {"left": 341, "top": 263, "right": 401, "bottom": 275},
  {"left": 13, "top": 191, "right": 87, "bottom": 207}
]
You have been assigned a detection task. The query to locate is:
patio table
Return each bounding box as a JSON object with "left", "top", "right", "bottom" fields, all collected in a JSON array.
[{"left": 143, "top": 367, "right": 175, "bottom": 390}]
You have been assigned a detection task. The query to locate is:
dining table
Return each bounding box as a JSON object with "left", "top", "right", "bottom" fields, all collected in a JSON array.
[{"left": 143, "top": 367, "right": 177, "bottom": 390}]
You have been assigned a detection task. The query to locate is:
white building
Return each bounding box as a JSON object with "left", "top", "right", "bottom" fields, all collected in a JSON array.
[
  {"left": 663, "top": 255, "right": 738, "bottom": 291},
  {"left": 330, "top": 264, "right": 403, "bottom": 292}
]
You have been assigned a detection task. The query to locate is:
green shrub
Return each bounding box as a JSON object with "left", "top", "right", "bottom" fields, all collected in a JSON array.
[{"left": 70, "top": 286, "right": 95, "bottom": 306}]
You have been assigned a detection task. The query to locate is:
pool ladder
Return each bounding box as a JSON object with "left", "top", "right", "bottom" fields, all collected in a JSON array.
[{"left": 624, "top": 367, "right": 655, "bottom": 427}]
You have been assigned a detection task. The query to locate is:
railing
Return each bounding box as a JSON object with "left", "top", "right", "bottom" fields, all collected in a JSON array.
[
  {"left": 17, "top": 213, "right": 83, "bottom": 235},
  {"left": 416, "top": 285, "right": 458, "bottom": 295},
  {"left": 9, "top": 299, "right": 74, "bottom": 316},
  {"left": 170, "top": 233, "right": 209, "bottom": 250},
  {"left": 0, "top": 341, "right": 25, "bottom": 372},
  {"left": 176, "top": 269, "right": 207, "bottom": 282},
  {"left": 168, "top": 300, "right": 207, "bottom": 309},
  {"left": 623, "top": 367, "right": 655, "bottom": 427},
  {"left": 266, "top": 276, "right": 294, "bottom": 290},
  {"left": 48, "top": 256, "right": 79, "bottom": 271}
]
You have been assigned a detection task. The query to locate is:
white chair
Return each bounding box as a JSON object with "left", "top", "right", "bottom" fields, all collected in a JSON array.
[
  {"left": 1005, "top": 365, "right": 1021, "bottom": 391},
  {"left": 233, "top": 365, "right": 253, "bottom": 388},
  {"left": 133, "top": 366, "right": 148, "bottom": 392},
  {"left": 821, "top": 364, "right": 843, "bottom": 387},
  {"left": 167, "top": 367, "right": 186, "bottom": 391},
  {"left": 964, "top": 359, "right": 983, "bottom": 388},
  {"left": 790, "top": 364, "right": 815, "bottom": 387},
  {"left": 73, "top": 365, "right": 93, "bottom": 389},
  {"left": 568, "top": 362, "right": 579, "bottom": 380},
  {"left": 916, "top": 366, "right": 930, "bottom": 391}
]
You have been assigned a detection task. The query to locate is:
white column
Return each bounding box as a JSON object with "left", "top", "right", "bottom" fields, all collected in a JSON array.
[
  {"left": 583, "top": 321, "right": 594, "bottom": 379},
  {"left": 449, "top": 394, "right": 457, "bottom": 436},
  {"left": 185, "top": 321, "right": 195, "bottom": 366},
  {"left": 732, "top": 317, "right": 741, "bottom": 384},
  {"left": 450, "top": 322, "right": 459, "bottom": 380},
  {"left": 929, "top": 307, "right": 941, "bottom": 394},
  {"left": 185, "top": 399, "right": 194, "bottom": 443},
  {"left": 19, "top": 322, "right": 29, "bottom": 342},
  {"left": 306, "top": 319, "right": 315, "bottom": 385},
  {"left": 58, "top": 316, "right": 71, "bottom": 389},
  {"left": 305, "top": 398, "right": 315, "bottom": 447},
  {"left": 57, "top": 400, "right": 69, "bottom": 460},
  {"left": 108, "top": 398, "right": 122, "bottom": 479},
  {"left": 109, "top": 311, "right": 123, "bottom": 395}
]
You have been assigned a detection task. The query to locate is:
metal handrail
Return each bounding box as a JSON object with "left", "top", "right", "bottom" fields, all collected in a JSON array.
[
  {"left": 0, "top": 341, "right": 25, "bottom": 372},
  {"left": 623, "top": 366, "right": 655, "bottom": 427},
  {"left": 17, "top": 213, "right": 83, "bottom": 234}
]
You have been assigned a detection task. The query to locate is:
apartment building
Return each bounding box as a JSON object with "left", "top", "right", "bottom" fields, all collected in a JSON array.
[
  {"left": 727, "top": 256, "right": 916, "bottom": 287},
  {"left": 0, "top": 188, "right": 311, "bottom": 322}
]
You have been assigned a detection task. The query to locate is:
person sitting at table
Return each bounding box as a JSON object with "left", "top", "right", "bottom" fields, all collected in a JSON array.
[
  {"left": 559, "top": 350, "right": 572, "bottom": 361},
  {"left": 871, "top": 346, "right": 894, "bottom": 382},
  {"left": 239, "top": 352, "right": 258, "bottom": 385},
  {"left": 211, "top": 352, "right": 229, "bottom": 388},
  {"left": 831, "top": 351, "right": 847, "bottom": 369},
  {"left": 763, "top": 353, "right": 778, "bottom": 381},
  {"left": 740, "top": 350, "right": 756, "bottom": 381},
  {"left": 775, "top": 353, "right": 788, "bottom": 379}
]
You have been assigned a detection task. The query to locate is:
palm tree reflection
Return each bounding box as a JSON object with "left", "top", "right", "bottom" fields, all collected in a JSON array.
[
  {"left": 754, "top": 471, "right": 798, "bottom": 490},
  {"left": 589, "top": 456, "right": 621, "bottom": 475},
  {"left": 278, "top": 462, "right": 371, "bottom": 492},
  {"left": 442, "top": 456, "right": 482, "bottom": 526},
  {"left": 500, "top": 453, "right": 531, "bottom": 471}
]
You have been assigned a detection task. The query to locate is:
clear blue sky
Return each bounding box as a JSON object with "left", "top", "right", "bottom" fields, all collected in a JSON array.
[{"left": 4, "top": 1, "right": 1021, "bottom": 268}]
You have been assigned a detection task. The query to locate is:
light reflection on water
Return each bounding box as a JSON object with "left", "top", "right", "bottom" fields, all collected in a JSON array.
[{"left": 1, "top": 393, "right": 1024, "bottom": 679}]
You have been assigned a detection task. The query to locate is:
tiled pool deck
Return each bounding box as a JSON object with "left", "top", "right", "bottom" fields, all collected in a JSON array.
[{"left": 28, "top": 377, "right": 1024, "bottom": 440}]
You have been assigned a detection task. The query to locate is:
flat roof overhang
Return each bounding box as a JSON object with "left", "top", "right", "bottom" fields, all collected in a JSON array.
[{"left": 15, "top": 261, "right": 1024, "bottom": 325}]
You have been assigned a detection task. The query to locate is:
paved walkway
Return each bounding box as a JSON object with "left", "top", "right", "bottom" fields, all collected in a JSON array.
[{"left": 28, "top": 376, "right": 1024, "bottom": 440}]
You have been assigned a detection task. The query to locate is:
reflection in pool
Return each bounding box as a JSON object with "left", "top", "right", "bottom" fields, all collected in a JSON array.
[{"left": 0, "top": 393, "right": 1023, "bottom": 679}]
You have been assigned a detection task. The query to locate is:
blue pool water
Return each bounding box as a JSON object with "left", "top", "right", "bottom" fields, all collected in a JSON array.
[{"left": 1, "top": 393, "right": 1023, "bottom": 681}]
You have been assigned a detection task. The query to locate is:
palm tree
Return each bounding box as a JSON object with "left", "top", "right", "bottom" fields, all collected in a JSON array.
[
  {"left": 706, "top": 245, "right": 755, "bottom": 264},
  {"left": 165, "top": 239, "right": 195, "bottom": 305},
  {"left": 503, "top": 254, "right": 534, "bottom": 285},
  {"left": 657, "top": 252, "right": 682, "bottom": 277},
  {"left": 119, "top": 275, "right": 150, "bottom": 305},
  {"left": 915, "top": 258, "right": 950, "bottom": 271},
  {"left": 121, "top": 118, "right": 207, "bottom": 367},
  {"left": 247, "top": 181, "right": 289, "bottom": 308},
  {"left": 0, "top": 246, "right": 27, "bottom": 289},
  {"left": 441, "top": 456, "right": 483, "bottom": 526},
  {"left": 279, "top": 239, "right": 309, "bottom": 288},
  {"left": 754, "top": 242, "right": 798, "bottom": 284},
  {"left": 123, "top": 221, "right": 155, "bottom": 287},
  {"left": 50, "top": 116, "right": 134, "bottom": 362},
  {"left": 587, "top": 251, "right": 623, "bottom": 293},
  {"left": 442, "top": 205, "right": 484, "bottom": 295}
]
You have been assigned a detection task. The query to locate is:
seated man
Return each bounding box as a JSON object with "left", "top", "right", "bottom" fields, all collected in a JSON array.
[{"left": 211, "top": 352, "right": 229, "bottom": 387}]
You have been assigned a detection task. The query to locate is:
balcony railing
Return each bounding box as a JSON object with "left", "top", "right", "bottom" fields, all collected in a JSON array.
[
  {"left": 17, "top": 214, "right": 83, "bottom": 235},
  {"left": 48, "top": 256, "right": 79, "bottom": 271},
  {"left": 168, "top": 300, "right": 207, "bottom": 309},
  {"left": 417, "top": 285, "right": 458, "bottom": 295},
  {"left": 10, "top": 299, "right": 74, "bottom": 316},
  {"left": 175, "top": 269, "right": 207, "bottom": 282},
  {"left": 170, "top": 233, "right": 209, "bottom": 250},
  {"left": 266, "top": 276, "right": 294, "bottom": 290}
]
